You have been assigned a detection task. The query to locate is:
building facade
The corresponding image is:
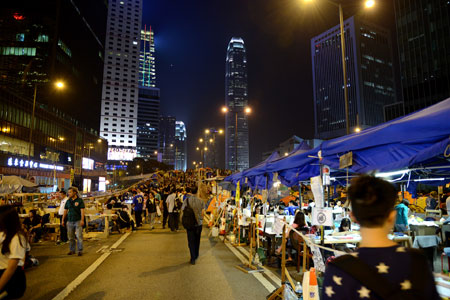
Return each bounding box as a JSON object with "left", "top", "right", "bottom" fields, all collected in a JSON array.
[
  {"left": 394, "top": 0, "right": 450, "bottom": 114},
  {"left": 225, "top": 37, "right": 249, "bottom": 171},
  {"left": 99, "top": 0, "right": 143, "bottom": 161},
  {"left": 311, "top": 16, "right": 397, "bottom": 139},
  {"left": 174, "top": 121, "right": 187, "bottom": 171},
  {"left": 158, "top": 116, "right": 176, "bottom": 167},
  {"left": 0, "top": 88, "right": 107, "bottom": 193},
  {"left": 139, "top": 25, "right": 156, "bottom": 88},
  {"left": 137, "top": 87, "right": 160, "bottom": 159},
  {"left": 0, "top": 0, "right": 107, "bottom": 131}
]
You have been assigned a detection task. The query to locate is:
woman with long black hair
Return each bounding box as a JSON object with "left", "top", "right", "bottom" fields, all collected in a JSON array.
[{"left": 0, "top": 205, "right": 26, "bottom": 299}]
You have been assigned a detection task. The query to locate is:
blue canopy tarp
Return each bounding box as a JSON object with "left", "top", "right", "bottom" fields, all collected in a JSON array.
[{"left": 319, "top": 97, "right": 450, "bottom": 173}]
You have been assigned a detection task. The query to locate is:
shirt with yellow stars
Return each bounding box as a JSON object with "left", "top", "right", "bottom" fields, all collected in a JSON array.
[{"left": 322, "top": 245, "right": 440, "bottom": 299}]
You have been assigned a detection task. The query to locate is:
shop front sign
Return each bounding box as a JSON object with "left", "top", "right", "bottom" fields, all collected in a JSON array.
[{"left": 7, "top": 157, "right": 64, "bottom": 171}]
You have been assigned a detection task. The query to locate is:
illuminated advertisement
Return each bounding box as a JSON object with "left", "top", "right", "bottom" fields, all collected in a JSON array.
[
  {"left": 98, "top": 177, "right": 106, "bottom": 192},
  {"left": 83, "top": 178, "right": 91, "bottom": 192},
  {"left": 7, "top": 157, "right": 64, "bottom": 171},
  {"left": 107, "top": 148, "right": 137, "bottom": 161},
  {"left": 82, "top": 157, "right": 94, "bottom": 170}
]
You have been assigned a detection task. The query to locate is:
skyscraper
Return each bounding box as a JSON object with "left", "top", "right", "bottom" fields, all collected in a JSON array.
[
  {"left": 0, "top": 0, "right": 107, "bottom": 130},
  {"left": 137, "top": 25, "right": 159, "bottom": 159},
  {"left": 137, "top": 87, "right": 159, "bottom": 159},
  {"left": 394, "top": 0, "right": 450, "bottom": 114},
  {"left": 99, "top": 0, "right": 142, "bottom": 162},
  {"left": 225, "top": 37, "right": 249, "bottom": 171},
  {"left": 311, "top": 16, "right": 397, "bottom": 139},
  {"left": 139, "top": 25, "right": 156, "bottom": 88},
  {"left": 159, "top": 116, "right": 176, "bottom": 167},
  {"left": 175, "top": 121, "right": 187, "bottom": 171}
]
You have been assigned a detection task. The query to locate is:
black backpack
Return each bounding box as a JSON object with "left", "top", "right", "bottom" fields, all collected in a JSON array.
[
  {"left": 329, "top": 249, "right": 430, "bottom": 300},
  {"left": 182, "top": 198, "right": 197, "bottom": 230}
]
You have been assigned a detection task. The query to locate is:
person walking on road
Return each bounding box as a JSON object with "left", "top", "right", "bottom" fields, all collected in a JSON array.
[
  {"left": 63, "top": 186, "right": 85, "bottom": 256},
  {"left": 146, "top": 193, "right": 157, "bottom": 230},
  {"left": 132, "top": 191, "right": 144, "bottom": 228},
  {"left": 182, "top": 186, "right": 205, "bottom": 265},
  {"left": 57, "top": 190, "right": 68, "bottom": 243},
  {"left": 161, "top": 189, "right": 169, "bottom": 229},
  {"left": 166, "top": 190, "right": 177, "bottom": 232}
]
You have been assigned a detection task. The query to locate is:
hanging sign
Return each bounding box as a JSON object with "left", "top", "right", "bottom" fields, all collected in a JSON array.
[
  {"left": 310, "top": 245, "right": 326, "bottom": 272},
  {"left": 339, "top": 152, "right": 353, "bottom": 169},
  {"left": 312, "top": 208, "right": 333, "bottom": 227},
  {"left": 311, "top": 175, "right": 324, "bottom": 208}
]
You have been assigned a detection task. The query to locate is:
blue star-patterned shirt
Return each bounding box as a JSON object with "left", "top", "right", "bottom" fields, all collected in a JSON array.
[{"left": 322, "top": 245, "right": 440, "bottom": 299}]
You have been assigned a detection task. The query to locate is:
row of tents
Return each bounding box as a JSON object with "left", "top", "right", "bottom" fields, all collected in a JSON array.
[{"left": 225, "top": 98, "right": 450, "bottom": 192}]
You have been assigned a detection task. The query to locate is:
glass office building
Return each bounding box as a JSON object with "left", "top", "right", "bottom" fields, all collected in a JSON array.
[
  {"left": 394, "top": 0, "right": 450, "bottom": 114},
  {"left": 311, "top": 16, "right": 397, "bottom": 139},
  {"left": 139, "top": 25, "right": 156, "bottom": 88},
  {"left": 225, "top": 37, "right": 249, "bottom": 171}
]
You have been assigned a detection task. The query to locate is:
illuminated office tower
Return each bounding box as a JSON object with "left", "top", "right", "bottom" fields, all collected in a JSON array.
[
  {"left": 100, "top": 0, "right": 143, "bottom": 162},
  {"left": 225, "top": 37, "right": 249, "bottom": 171},
  {"left": 311, "top": 16, "right": 397, "bottom": 139},
  {"left": 139, "top": 25, "right": 156, "bottom": 88}
]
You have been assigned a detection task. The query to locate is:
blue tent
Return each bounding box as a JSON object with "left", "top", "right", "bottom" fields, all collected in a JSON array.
[
  {"left": 319, "top": 97, "right": 450, "bottom": 173},
  {"left": 225, "top": 98, "right": 450, "bottom": 189}
]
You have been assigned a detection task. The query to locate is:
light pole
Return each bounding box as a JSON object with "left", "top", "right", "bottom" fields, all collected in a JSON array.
[
  {"left": 26, "top": 80, "right": 65, "bottom": 179},
  {"left": 222, "top": 106, "right": 251, "bottom": 171},
  {"left": 303, "top": 0, "right": 375, "bottom": 135}
]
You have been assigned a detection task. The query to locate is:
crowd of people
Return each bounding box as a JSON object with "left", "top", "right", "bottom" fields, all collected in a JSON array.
[{"left": 0, "top": 169, "right": 446, "bottom": 299}]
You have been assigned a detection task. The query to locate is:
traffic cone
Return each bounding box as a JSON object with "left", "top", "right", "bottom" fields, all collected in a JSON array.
[{"left": 308, "top": 268, "right": 320, "bottom": 300}]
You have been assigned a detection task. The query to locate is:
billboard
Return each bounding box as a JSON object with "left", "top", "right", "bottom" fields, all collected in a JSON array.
[
  {"left": 82, "top": 157, "right": 94, "bottom": 170},
  {"left": 107, "top": 148, "right": 137, "bottom": 161}
]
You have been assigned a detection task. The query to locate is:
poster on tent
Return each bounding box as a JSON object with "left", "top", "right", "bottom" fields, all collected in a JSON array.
[
  {"left": 311, "top": 175, "right": 324, "bottom": 207},
  {"left": 311, "top": 245, "right": 326, "bottom": 273}
]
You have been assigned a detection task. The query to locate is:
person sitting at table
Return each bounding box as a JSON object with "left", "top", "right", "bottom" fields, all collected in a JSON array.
[
  {"left": 23, "top": 210, "right": 42, "bottom": 243},
  {"left": 276, "top": 211, "right": 310, "bottom": 260},
  {"left": 426, "top": 191, "right": 438, "bottom": 210},
  {"left": 323, "top": 175, "right": 439, "bottom": 300},
  {"left": 332, "top": 217, "right": 351, "bottom": 234},
  {"left": 394, "top": 199, "right": 409, "bottom": 233}
]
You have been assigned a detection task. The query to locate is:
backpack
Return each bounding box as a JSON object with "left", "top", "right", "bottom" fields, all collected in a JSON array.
[
  {"left": 329, "top": 249, "right": 429, "bottom": 300},
  {"left": 182, "top": 198, "right": 197, "bottom": 230}
]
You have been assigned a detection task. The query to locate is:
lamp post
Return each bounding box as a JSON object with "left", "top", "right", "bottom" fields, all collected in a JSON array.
[
  {"left": 303, "top": 0, "right": 375, "bottom": 135},
  {"left": 221, "top": 106, "right": 251, "bottom": 171},
  {"left": 26, "top": 80, "right": 65, "bottom": 179}
]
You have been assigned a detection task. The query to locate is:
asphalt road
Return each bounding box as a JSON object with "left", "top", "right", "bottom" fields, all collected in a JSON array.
[{"left": 25, "top": 224, "right": 274, "bottom": 300}]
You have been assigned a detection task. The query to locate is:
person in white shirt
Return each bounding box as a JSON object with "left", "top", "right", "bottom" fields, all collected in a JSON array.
[
  {"left": 166, "top": 190, "right": 177, "bottom": 231},
  {"left": 0, "top": 206, "right": 27, "bottom": 298},
  {"left": 58, "top": 190, "right": 69, "bottom": 243}
]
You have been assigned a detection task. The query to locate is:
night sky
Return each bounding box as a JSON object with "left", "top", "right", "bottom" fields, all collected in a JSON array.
[{"left": 142, "top": 0, "right": 396, "bottom": 168}]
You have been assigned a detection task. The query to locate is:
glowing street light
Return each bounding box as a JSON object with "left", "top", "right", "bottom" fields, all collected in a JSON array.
[
  {"left": 97, "top": 139, "right": 102, "bottom": 143},
  {"left": 221, "top": 106, "right": 228, "bottom": 113},
  {"left": 55, "top": 81, "right": 65, "bottom": 89},
  {"left": 244, "top": 107, "right": 252, "bottom": 114},
  {"left": 355, "top": 127, "right": 361, "bottom": 133},
  {"left": 136, "top": 165, "right": 140, "bottom": 169},
  {"left": 154, "top": 150, "right": 158, "bottom": 155},
  {"left": 196, "top": 147, "right": 200, "bottom": 151},
  {"left": 365, "top": 0, "right": 375, "bottom": 8},
  {"left": 204, "top": 147, "right": 208, "bottom": 151},
  {"left": 218, "top": 129, "right": 224, "bottom": 134},
  {"left": 199, "top": 138, "right": 203, "bottom": 143},
  {"left": 205, "top": 129, "right": 210, "bottom": 134},
  {"left": 209, "top": 138, "right": 213, "bottom": 143}
]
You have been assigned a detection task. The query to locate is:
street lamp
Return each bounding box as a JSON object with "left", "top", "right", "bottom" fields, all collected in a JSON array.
[
  {"left": 355, "top": 127, "right": 361, "bottom": 133},
  {"left": 303, "top": 0, "right": 375, "bottom": 135},
  {"left": 205, "top": 129, "right": 210, "bottom": 134},
  {"left": 221, "top": 105, "right": 251, "bottom": 171},
  {"left": 199, "top": 138, "right": 203, "bottom": 143},
  {"left": 27, "top": 80, "right": 66, "bottom": 179}
]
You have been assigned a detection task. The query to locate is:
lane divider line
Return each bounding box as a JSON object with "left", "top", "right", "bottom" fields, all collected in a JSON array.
[
  {"left": 221, "top": 237, "right": 276, "bottom": 292},
  {"left": 52, "top": 232, "right": 131, "bottom": 300}
]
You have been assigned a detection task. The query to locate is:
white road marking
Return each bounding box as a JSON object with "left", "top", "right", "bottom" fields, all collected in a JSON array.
[
  {"left": 96, "top": 245, "right": 109, "bottom": 253},
  {"left": 222, "top": 238, "right": 276, "bottom": 292},
  {"left": 52, "top": 232, "right": 131, "bottom": 300}
]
